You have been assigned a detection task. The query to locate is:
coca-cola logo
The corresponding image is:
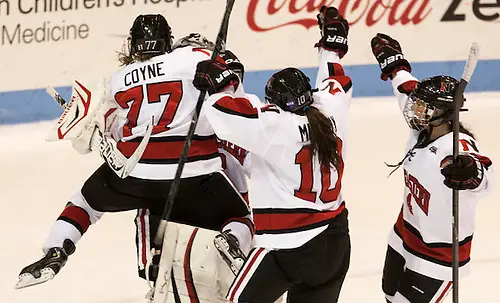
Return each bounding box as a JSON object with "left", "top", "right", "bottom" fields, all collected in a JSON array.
[{"left": 247, "top": 0, "right": 432, "bottom": 32}]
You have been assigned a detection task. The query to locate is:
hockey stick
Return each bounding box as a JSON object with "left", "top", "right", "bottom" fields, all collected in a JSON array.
[
  {"left": 451, "top": 42, "right": 479, "bottom": 303},
  {"left": 154, "top": 0, "right": 236, "bottom": 246},
  {"left": 46, "top": 85, "right": 152, "bottom": 179}
]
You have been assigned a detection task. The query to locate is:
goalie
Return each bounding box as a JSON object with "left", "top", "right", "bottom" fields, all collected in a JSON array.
[{"left": 16, "top": 15, "right": 253, "bottom": 292}]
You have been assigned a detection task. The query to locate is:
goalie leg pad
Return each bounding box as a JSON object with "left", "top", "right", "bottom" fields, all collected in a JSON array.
[{"left": 152, "top": 223, "right": 235, "bottom": 303}]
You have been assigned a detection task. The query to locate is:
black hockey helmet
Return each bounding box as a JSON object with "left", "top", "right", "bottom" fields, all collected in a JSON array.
[
  {"left": 403, "top": 75, "right": 465, "bottom": 130},
  {"left": 129, "top": 14, "right": 172, "bottom": 56},
  {"left": 222, "top": 50, "right": 245, "bottom": 81},
  {"left": 265, "top": 68, "right": 313, "bottom": 113}
]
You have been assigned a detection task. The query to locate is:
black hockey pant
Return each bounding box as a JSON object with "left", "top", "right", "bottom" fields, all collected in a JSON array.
[
  {"left": 227, "top": 210, "right": 350, "bottom": 303},
  {"left": 382, "top": 246, "right": 452, "bottom": 303}
]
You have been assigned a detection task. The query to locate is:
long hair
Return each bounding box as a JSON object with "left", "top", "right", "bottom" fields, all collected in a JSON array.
[
  {"left": 304, "top": 106, "right": 341, "bottom": 169},
  {"left": 117, "top": 40, "right": 155, "bottom": 66},
  {"left": 118, "top": 52, "right": 155, "bottom": 66},
  {"left": 449, "top": 120, "right": 475, "bottom": 139}
]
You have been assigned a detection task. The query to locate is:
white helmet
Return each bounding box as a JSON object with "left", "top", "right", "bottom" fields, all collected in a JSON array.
[{"left": 172, "top": 33, "right": 220, "bottom": 51}]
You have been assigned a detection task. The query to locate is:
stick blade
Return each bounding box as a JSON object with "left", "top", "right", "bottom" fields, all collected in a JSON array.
[
  {"left": 46, "top": 86, "right": 66, "bottom": 108},
  {"left": 461, "top": 42, "right": 480, "bottom": 83}
]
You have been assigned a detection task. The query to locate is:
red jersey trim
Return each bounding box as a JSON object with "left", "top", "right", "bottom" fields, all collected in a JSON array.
[
  {"left": 397, "top": 80, "right": 419, "bottom": 95},
  {"left": 395, "top": 211, "right": 472, "bottom": 266},
  {"left": 328, "top": 75, "right": 352, "bottom": 93},
  {"left": 253, "top": 203, "right": 346, "bottom": 235},
  {"left": 118, "top": 135, "right": 219, "bottom": 164},
  {"left": 213, "top": 96, "right": 258, "bottom": 119},
  {"left": 327, "top": 62, "right": 345, "bottom": 77}
]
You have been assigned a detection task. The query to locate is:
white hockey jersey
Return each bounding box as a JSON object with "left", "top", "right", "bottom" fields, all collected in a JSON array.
[
  {"left": 387, "top": 70, "right": 494, "bottom": 281},
  {"left": 204, "top": 49, "right": 353, "bottom": 249},
  {"left": 217, "top": 93, "right": 262, "bottom": 199},
  {"left": 109, "top": 47, "right": 222, "bottom": 180}
]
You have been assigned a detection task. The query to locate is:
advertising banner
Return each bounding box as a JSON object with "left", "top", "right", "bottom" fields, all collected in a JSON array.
[{"left": 1, "top": 0, "right": 499, "bottom": 123}]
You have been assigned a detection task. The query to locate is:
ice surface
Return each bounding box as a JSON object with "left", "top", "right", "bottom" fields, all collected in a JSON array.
[{"left": 1, "top": 93, "right": 499, "bottom": 302}]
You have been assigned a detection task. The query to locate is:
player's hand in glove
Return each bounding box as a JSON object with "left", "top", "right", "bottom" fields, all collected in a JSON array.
[
  {"left": 315, "top": 6, "right": 349, "bottom": 58},
  {"left": 440, "top": 155, "right": 483, "bottom": 190},
  {"left": 221, "top": 50, "right": 245, "bottom": 81},
  {"left": 193, "top": 59, "right": 240, "bottom": 95},
  {"left": 371, "top": 33, "right": 412, "bottom": 81}
]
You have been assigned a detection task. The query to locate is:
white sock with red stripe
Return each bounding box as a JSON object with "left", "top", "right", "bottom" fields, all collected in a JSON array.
[{"left": 42, "top": 191, "right": 103, "bottom": 254}]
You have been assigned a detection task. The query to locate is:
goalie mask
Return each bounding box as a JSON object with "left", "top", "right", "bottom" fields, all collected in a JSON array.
[
  {"left": 172, "top": 33, "right": 216, "bottom": 51},
  {"left": 130, "top": 14, "right": 173, "bottom": 56},
  {"left": 265, "top": 68, "right": 313, "bottom": 113},
  {"left": 403, "top": 75, "right": 465, "bottom": 131}
]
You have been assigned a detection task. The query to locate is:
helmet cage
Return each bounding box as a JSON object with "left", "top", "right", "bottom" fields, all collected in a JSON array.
[
  {"left": 172, "top": 33, "right": 216, "bottom": 51},
  {"left": 403, "top": 95, "right": 454, "bottom": 130}
]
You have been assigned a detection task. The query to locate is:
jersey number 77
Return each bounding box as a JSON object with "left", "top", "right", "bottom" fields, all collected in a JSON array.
[{"left": 114, "top": 81, "right": 183, "bottom": 137}]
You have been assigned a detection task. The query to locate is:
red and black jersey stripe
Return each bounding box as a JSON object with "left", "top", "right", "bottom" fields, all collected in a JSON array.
[
  {"left": 117, "top": 134, "right": 219, "bottom": 164},
  {"left": 213, "top": 96, "right": 258, "bottom": 119},
  {"left": 328, "top": 75, "right": 352, "bottom": 93},
  {"left": 253, "top": 202, "right": 346, "bottom": 235},
  {"left": 327, "top": 62, "right": 345, "bottom": 77},
  {"left": 394, "top": 211, "right": 472, "bottom": 267},
  {"left": 326, "top": 62, "right": 352, "bottom": 93}
]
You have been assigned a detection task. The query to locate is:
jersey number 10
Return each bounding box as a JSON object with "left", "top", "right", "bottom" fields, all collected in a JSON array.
[{"left": 294, "top": 138, "right": 344, "bottom": 204}]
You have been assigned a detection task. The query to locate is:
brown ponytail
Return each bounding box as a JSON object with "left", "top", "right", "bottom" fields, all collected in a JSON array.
[
  {"left": 449, "top": 120, "right": 475, "bottom": 139},
  {"left": 304, "top": 106, "right": 341, "bottom": 169}
]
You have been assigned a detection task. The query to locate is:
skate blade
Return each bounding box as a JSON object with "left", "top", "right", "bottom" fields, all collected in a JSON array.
[
  {"left": 15, "top": 268, "right": 56, "bottom": 289},
  {"left": 214, "top": 237, "right": 244, "bottom": 275}
]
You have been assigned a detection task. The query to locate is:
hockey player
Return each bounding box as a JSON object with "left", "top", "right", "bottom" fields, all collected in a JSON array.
[
  {"left": 134, "top": 39, "right": 255, "bottom": 281},
  {"left": 371, "top": 33, "right": 494, "bottom": 303},
  {"left": 16, "top": 15, "right": 253, "bottom": 289},
  {"left": 193, "top": 6, "right": 352, "bottom": 303}
]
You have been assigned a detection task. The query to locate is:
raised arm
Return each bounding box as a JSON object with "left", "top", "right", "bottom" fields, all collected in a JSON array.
[
  {"left": 192, "top": 59, "right": 289, "bottom": 157},
  {"left": 314, "top": 6, "right": 353, "bottom": 106},
  {"left": 370, "top": 33, "right": 419, "bottom": 111}
]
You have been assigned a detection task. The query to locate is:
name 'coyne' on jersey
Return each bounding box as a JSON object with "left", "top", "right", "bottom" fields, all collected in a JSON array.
[{"left": 124, "top": 62, "right": 165, "bottom": 86}]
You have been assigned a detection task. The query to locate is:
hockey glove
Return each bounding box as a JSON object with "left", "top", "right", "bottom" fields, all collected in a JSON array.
[
  {"left": 222, "top": 50, "right": 245, "bottom": 81},
  {"left": 315, "top": 6, "right": 349, "bottom": 58},
  {"left": 193, "top": 59, "right": 240, "bottom": 95},
  {"left": 371, "top": 33, "right": 411, "bottom": 81},
  {"left": 440, "top": 155, "right": 483, "bottom": 190}
]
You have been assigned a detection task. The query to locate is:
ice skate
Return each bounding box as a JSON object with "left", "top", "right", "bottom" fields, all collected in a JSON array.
[
  {"left": 214, "top": 231, "right": 246, "bottom": 275},
  {"left": 15, "top": 239, "right": 75, "bottom": 289}
]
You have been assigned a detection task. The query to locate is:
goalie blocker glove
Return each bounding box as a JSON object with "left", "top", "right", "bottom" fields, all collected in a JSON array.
[
  {"left": 440, "top": 155, "right": 486, "bottom": 190},
  {"left": 315, "top": 6, "right": 349, "bottom": 58},
  {"left": 193, "top": 59, "right": 240, "bottom": 95},
  {"left": 371, "top": 33, "right": 411, "bottom": 81}
]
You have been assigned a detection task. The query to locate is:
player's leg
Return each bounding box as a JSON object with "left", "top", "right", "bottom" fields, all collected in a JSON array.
[
  {"left": 16, "top": 164, "right": 112, "bottom": 288},
  {"left": 168, "top": 172, "right": 254, "bottom": 275},
  {"left": 17, "top": 163, "right": 150, "bottom": 288},
  {"left": 226, "top": 248, "right": 289, "bottom": 303},
  {"left": 135, "top": 208, "right": 163, "bottom": 282},
  {"left": 286, "top": 217, "right": 351, "bottom": 303},
  {"left": 392, "top": 269, "right": 451, "bottom": 303},
  {"left": 209, "top": 172, "right": 253, "bottom": 275},
  {"left": 382, "top": 245, "right": 407, "bottom": 302}
]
